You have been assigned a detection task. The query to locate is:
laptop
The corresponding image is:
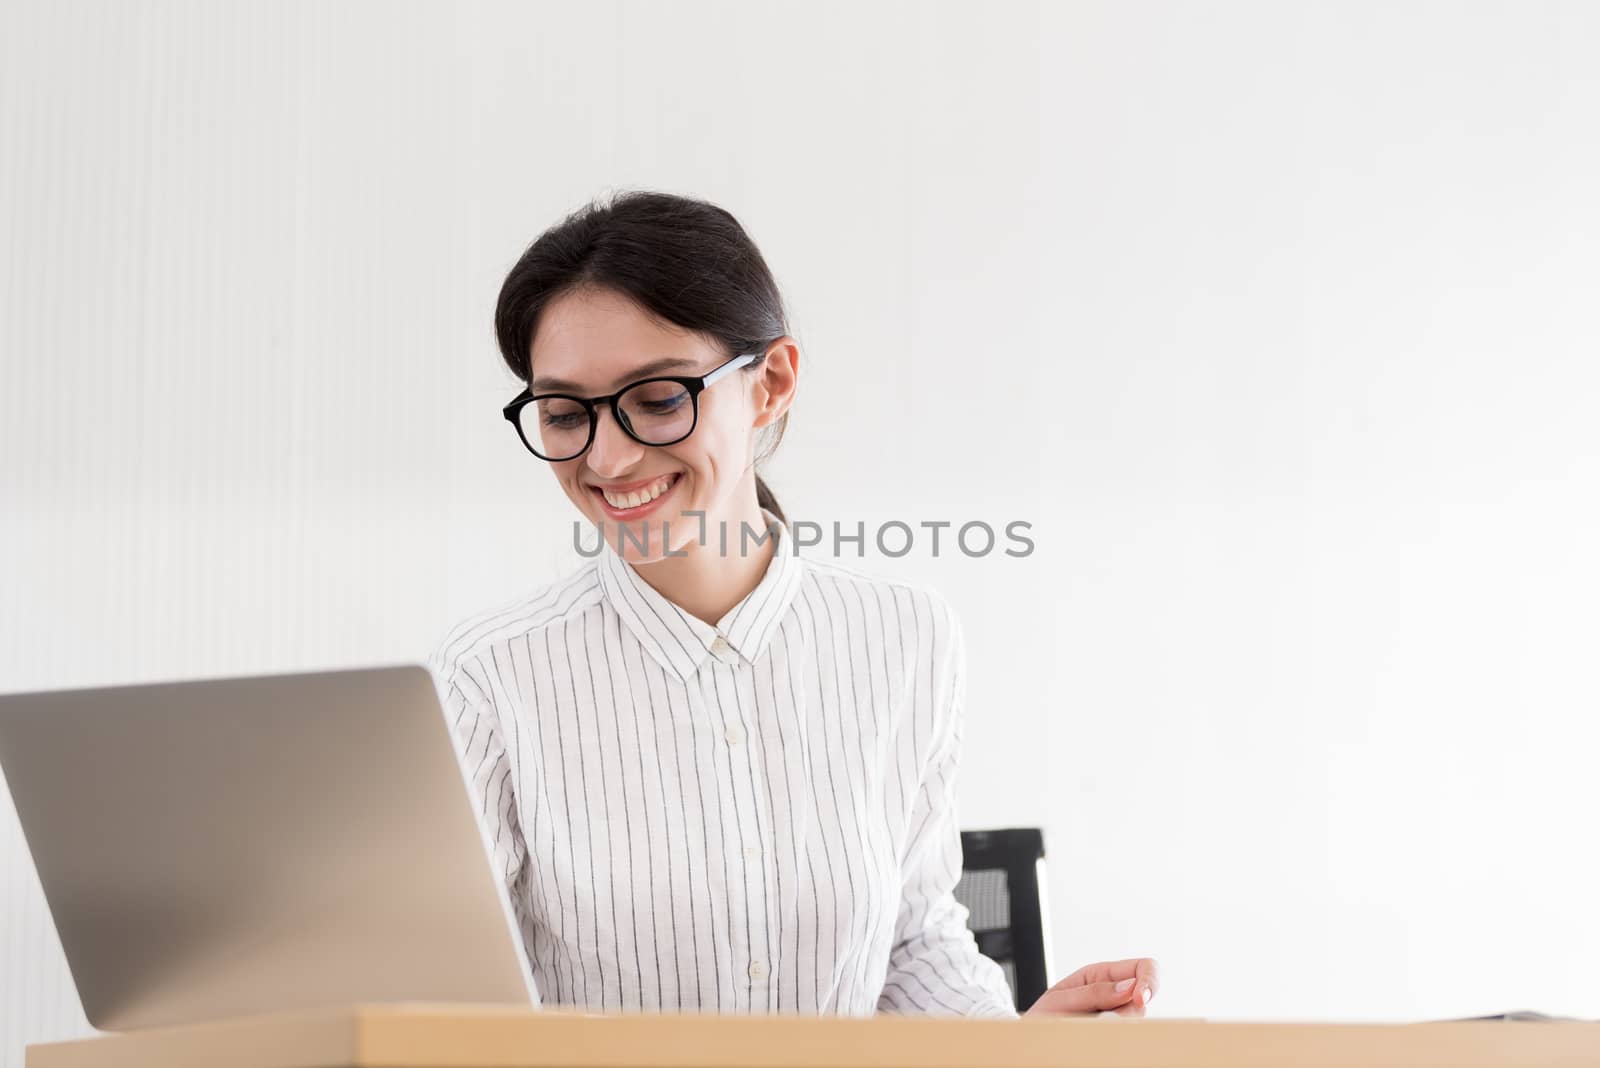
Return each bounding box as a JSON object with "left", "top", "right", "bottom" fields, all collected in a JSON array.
[{"left": 0, "top": 664, "right": 537, "bottom": 1031}]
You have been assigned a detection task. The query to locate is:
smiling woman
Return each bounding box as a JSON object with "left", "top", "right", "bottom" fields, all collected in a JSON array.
[
  {"left": 494, "top": 193, "right": 793, "bottom": 544},
  {"left": 428, "top": 190, "right": 1157, "bottom": 1019}
]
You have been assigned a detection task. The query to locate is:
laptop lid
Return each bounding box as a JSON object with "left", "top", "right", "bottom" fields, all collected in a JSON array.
[{"left": 0, "top": 664, "right": 536, "bottom": 1030}]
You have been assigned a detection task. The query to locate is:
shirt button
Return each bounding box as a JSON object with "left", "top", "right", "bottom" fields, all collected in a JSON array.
[
  {"left": 748, "top": 960, "right": 768, "bottom": 981},
  {"left": 724, "top": 723, "right": 746, "bottom": 745},
  {"left": 710, "top": 635, "right": 730, "bottom": 655},
  {"left": 743, "top": 845, "right": 760, "bottom": 862}
]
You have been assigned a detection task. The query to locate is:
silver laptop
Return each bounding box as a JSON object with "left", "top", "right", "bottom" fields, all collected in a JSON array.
[{"left": 0, "top": 664, "right": 537, "bottom": 1030}]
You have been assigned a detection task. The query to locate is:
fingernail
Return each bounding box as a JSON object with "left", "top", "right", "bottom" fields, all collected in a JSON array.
[
  {"left": 1115, "top": 978, "right": 1135, "bottom": 994},
  {"left": 1143, "top": 986, "right": 1153, "bottom": 1005}
]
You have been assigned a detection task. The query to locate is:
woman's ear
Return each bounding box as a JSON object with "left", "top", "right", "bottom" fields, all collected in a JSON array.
[{"left": 752, "top": 337, "right": 799, "bottom": 428}]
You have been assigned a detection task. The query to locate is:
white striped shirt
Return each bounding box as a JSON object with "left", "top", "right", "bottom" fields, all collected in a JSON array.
[{"left": 428, "top": 508, "right": 1017, "bottom": 1018}]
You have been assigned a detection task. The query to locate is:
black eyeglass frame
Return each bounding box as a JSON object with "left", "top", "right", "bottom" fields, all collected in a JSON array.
[{"left": 503, "top": 351, "right": 764, "bottom": 462}]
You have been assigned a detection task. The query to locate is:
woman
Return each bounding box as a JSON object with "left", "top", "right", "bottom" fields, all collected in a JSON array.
[{"left": 430, "top": 190, "right": 1157, "bottom": 1018}]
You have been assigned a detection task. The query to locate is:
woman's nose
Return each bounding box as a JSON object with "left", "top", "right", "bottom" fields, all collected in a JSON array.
[{"left": 585, "top": 406, "right": 645, "bottom": 476}]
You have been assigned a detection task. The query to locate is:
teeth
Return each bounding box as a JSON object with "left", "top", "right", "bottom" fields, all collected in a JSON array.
[{"left": 602, "top": 474, "right": 675, "bottom": 510}]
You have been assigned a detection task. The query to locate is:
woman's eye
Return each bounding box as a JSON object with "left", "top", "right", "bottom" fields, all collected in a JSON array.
[
  {"left": 542, "top": 412, "right": 585, "bottom": 428},
  {"left": 640, "top": 396, "right": 686, "bottom": 414}
]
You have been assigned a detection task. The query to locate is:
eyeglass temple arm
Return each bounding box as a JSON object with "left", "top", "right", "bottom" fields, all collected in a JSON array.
[{"left": 700, "top": 352, "right": 761, "bottom": 388}]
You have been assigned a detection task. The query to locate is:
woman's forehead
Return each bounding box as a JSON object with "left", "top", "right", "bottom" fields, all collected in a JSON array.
[{"left": 529, "top": 289, "right": 712, "bottom": 392}]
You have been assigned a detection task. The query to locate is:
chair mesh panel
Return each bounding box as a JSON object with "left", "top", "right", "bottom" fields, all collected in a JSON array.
[
  {"left": 954, "top": 868, "right": 1010, "bottom": 931},
  {"left": 956, "top": 828, "right": 1048, "bottom": 1013}
]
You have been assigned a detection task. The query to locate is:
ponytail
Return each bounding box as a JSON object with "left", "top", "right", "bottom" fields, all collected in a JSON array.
[{"left": 755, "top": 473, "right": 786, "bottom": 527}]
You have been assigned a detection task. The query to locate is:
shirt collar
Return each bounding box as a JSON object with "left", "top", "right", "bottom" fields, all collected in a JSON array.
[{"left": 596, "top": 506, "right": 806, "bottom": 682}]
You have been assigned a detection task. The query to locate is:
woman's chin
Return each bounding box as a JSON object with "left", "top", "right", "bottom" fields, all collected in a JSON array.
[{"left": 590, "top": 511, "right": 695, "bottom": 561}]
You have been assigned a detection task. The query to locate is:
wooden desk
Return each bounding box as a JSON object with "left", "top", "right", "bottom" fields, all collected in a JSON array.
[{"left": 25, "top": 1003, "right": 1600, "bottom": 1068}]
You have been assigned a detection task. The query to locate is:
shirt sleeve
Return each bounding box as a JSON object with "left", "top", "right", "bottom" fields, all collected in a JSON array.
[
  {"left": 428, "top": 644, "right": 544, "bottom": 1007},
  {"left": 876, "top": 599, "right": 1020, "bottom": 1019}
]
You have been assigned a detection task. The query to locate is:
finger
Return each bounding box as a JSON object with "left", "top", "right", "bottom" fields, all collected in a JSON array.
[
  {"left": 1134, "top": 958, "right": 1161, "bottom": 1007},
  {"left": 1111, "top": 1000, "right": 1147, "bottom": 1018},
  {"left": 1069, "top": 957, "right": 1151, "bottom": 987},
  {"left": 1031, "top": 977, "right": 1141, "bottom": 1015}
]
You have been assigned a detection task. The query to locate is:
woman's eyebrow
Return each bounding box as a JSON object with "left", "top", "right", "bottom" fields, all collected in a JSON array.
[{"left": 531, "top": 356, "right": 700, "bottom": 394}]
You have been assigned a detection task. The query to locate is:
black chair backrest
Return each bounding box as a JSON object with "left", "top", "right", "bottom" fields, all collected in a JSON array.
[{"left": 954, "top": 827, "right": 1048, "bottom": 1012}]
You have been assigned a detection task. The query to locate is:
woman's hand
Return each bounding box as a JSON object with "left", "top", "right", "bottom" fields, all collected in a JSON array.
[{"left": 1022, "top": 957, "right": 1160, "bottom": 1018}]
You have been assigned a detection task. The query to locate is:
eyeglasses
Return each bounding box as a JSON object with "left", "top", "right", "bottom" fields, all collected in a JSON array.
[{"left": 503, "top": 352, "right": 763, "bottom": 462}]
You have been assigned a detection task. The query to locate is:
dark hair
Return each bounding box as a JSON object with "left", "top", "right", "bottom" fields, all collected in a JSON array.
[{"left": 494, "top": 190, "right": 792, "bottom": 525}]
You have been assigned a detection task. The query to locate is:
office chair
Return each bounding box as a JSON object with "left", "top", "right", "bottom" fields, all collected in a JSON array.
[{"left": 954, "top": 827, "right": 1051, "bottom": 1012}]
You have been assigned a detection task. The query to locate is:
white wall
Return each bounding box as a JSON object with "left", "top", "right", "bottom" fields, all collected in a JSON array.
[{"left": 3, "top": 0, "right": 1598, "bottom": 1059}]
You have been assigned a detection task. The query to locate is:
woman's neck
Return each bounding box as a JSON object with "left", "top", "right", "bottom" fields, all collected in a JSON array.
[{"left": 629, "top": 498, "right": 775, "bottom": 627}]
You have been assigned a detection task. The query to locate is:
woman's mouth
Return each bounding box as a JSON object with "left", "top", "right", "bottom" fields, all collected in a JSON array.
[{"left": 591, "top": 472, "right": 682, "bottom": 520}]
